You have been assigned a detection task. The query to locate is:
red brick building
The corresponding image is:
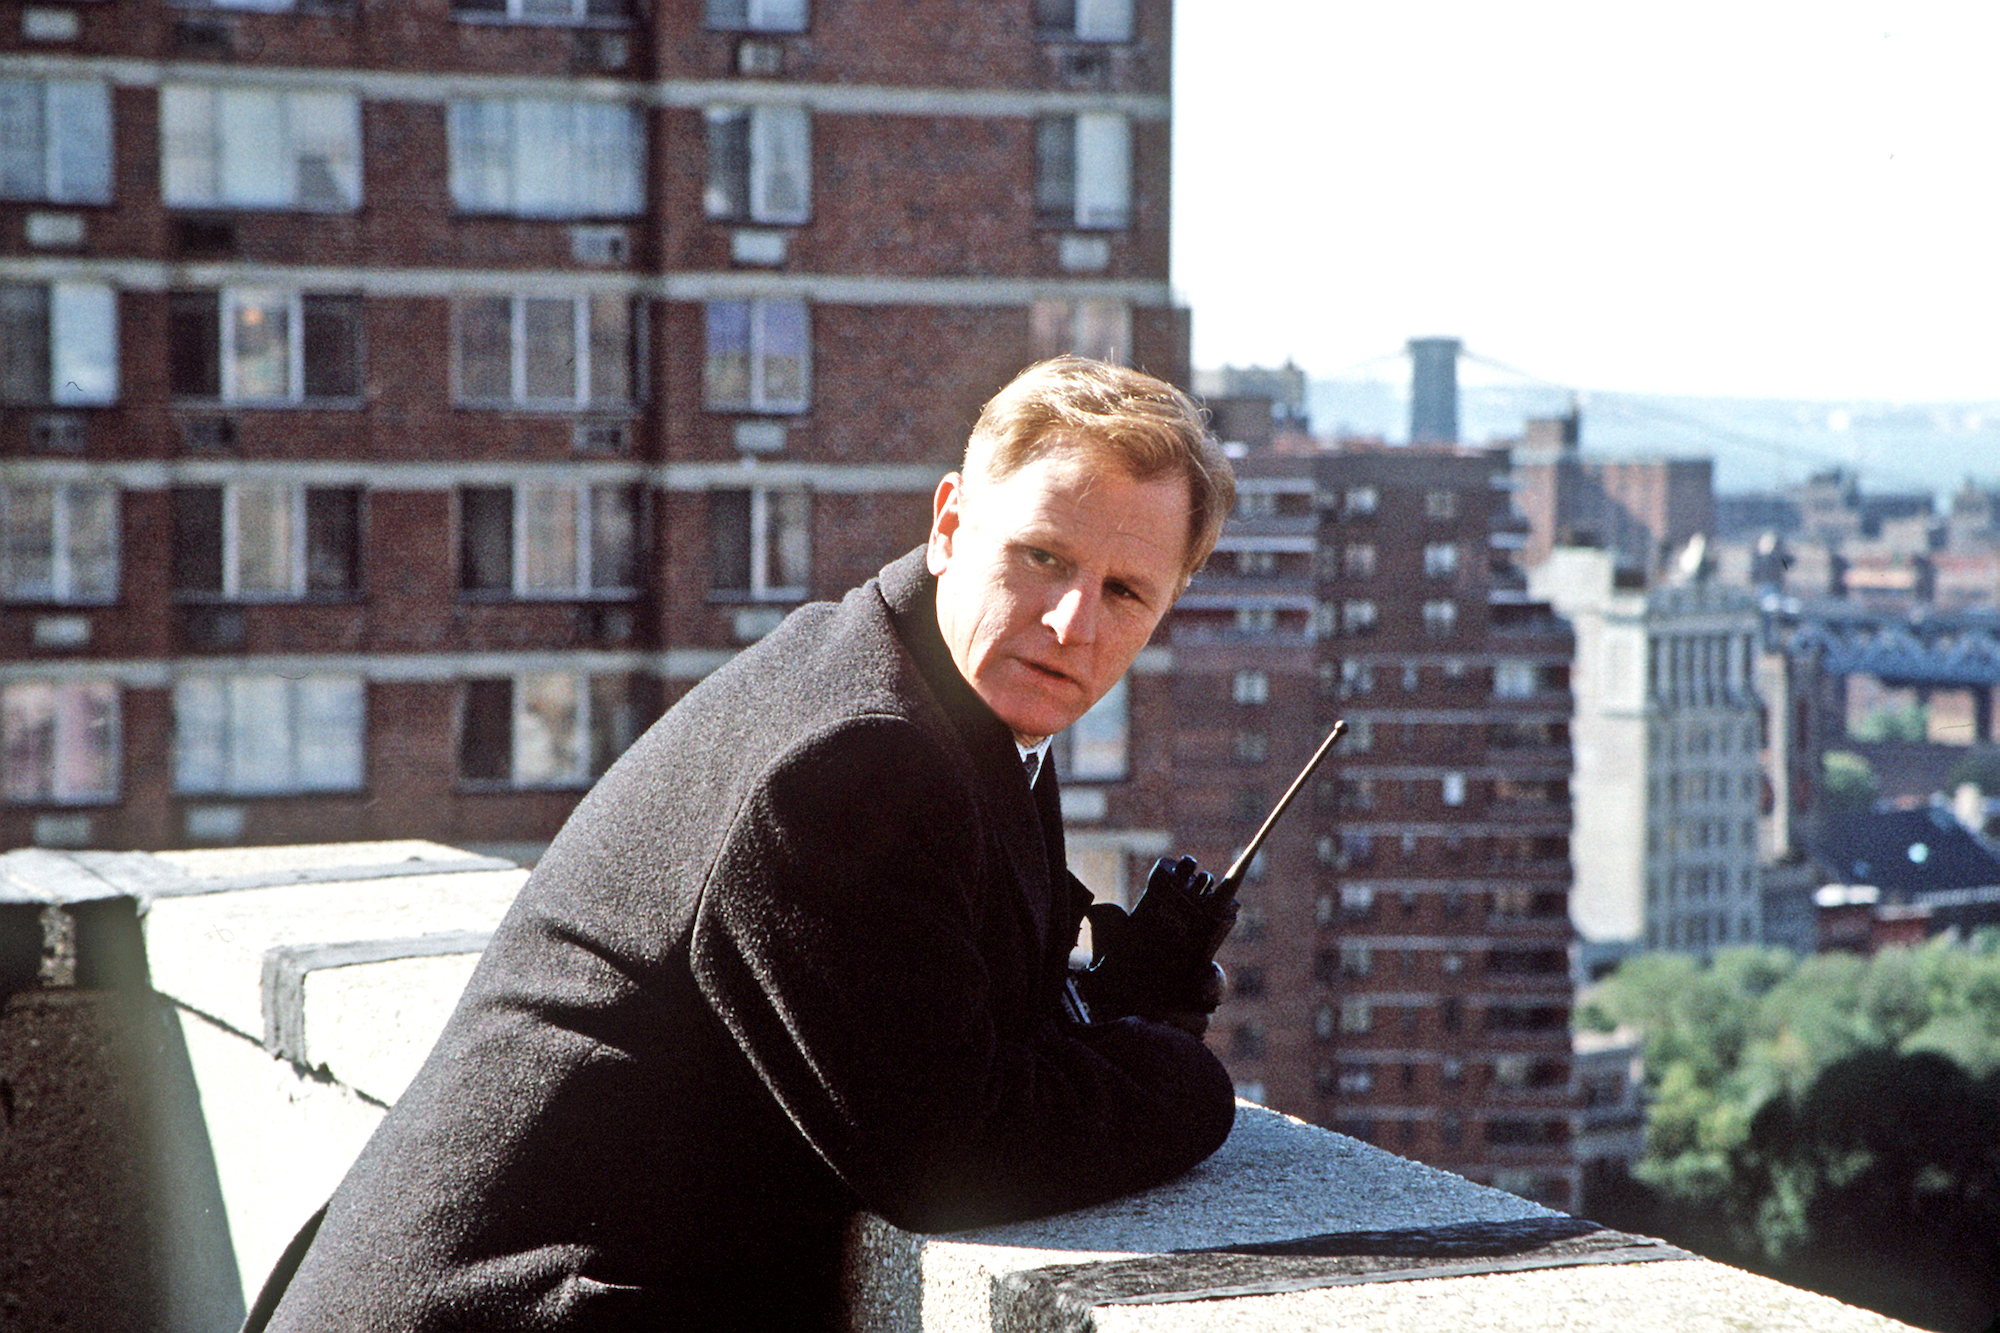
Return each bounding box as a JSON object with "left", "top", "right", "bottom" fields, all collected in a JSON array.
[
  {"left": 1168, "top": 440, "right": 1581, "bottom": 1206},
  {"left": 1511, "top": 414, "right": 1713, "bottom": 579},
  {"left": 1, "top": 0, "right": 1188, "bottom": 854}
]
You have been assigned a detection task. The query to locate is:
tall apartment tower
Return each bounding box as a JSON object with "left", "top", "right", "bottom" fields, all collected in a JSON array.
[
  {"left": 1530, "top": 547, "right": 1764, "bottom": 961},
  {"left": 0, "top": 1, "right": 1186, "bottom": 854},
  {"left": 1171, "top": 441, "right": 1580, "bottom": 1208}
]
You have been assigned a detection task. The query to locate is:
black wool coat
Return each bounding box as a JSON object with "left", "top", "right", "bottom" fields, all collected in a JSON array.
[{"left": 263, "top": 548, "right": 1236, "bottom": 1331}]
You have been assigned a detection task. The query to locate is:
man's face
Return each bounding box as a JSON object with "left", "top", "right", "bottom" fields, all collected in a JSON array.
[{"left": 927, "top": 445, "right": 1191, "bottom": 745}]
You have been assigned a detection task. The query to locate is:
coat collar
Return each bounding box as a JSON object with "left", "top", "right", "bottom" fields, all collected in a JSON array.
[{"left": 878, "top": 547, "right": 1056, "bottom": 947}]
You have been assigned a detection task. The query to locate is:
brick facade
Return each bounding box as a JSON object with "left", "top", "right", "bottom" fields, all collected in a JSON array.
[{"left": 0, "top": 0, "right": 1187, "bottom": 852}]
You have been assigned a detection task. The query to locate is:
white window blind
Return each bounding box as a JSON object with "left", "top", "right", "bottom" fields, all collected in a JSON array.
[
  {"left": 0, "top": 78, "right": 112, "bottom": 204},
  {"left": 449, "top": 98, "right": 643, "bottom": 218},
  {"left": 1072, "top": 113, "right": 1131, "bottom": 229},
  {"left": 173, "top": 674, "right": 365, "bottom": 795},
  {"left": 161, "top": 86, "right": 362, "bottom": 211}
]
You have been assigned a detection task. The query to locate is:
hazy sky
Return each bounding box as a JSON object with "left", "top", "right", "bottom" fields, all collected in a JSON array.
[{"left": 1171, "top": 1, "right": 2000, "bottom": 403}]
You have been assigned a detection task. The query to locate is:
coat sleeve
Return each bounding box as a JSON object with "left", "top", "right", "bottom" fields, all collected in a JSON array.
[{"left": 686, "top": 714, "right": 1236, "bottom": 1234}]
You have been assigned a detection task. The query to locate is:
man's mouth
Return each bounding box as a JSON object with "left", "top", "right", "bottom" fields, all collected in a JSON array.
[{"left": 1020, "top": 659, "right": 1076, "bottom": 687}]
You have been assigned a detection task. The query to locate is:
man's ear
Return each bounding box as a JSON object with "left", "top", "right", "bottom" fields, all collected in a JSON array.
[{"left": 926, "top": 472, "right": 964, "bottom": 575}]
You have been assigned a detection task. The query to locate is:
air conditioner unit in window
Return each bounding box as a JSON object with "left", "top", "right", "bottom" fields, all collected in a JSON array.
[
  {"left": 180, "top": 417, "right": 238, "bottom": 453},
  {"left": 31, "top": 414, "right": 87, "bottom": 453},
  {"left": 577, "top": 605, "right": 636, "bottom": 645},
  {"left": 572, "top": 30, "right": 631, "bottom": 72},
  {"left": 737, "top": 39, "right": 784, "bottom": 76},
  {"left": 181, "top": 607, "right": 246, "bottom": 651},
  {"left": 572, "top": 421, "right": 631, "bottom": 454},
  {"left": 172, "top": 16, "right": 233, "bottom": 57},
  {"left": 569, "top": 226, "right": 630, "bottom": 266},
  {"left": 172, "top": 215, "right": 238, "bottom": 258},
  {"left": 1060, "top": 48, "right": 1110, "bottom": 82}
]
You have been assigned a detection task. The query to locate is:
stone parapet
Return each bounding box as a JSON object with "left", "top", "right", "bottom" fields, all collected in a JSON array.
[{"left": 0, "top": 842, "right": 1920, "bottom": 1331}]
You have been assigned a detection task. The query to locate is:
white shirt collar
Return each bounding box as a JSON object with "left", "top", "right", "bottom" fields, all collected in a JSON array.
[{"left": 1017, "top": 737, "right": 1054, "bottom": 788}]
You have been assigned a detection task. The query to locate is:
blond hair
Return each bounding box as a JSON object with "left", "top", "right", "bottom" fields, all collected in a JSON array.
[{"left": 964, "top": 357, "right": 1234, "bottom": 578}]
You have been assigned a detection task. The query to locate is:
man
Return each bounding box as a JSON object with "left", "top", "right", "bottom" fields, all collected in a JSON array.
[{"left": 259, "top": 358, "right": 1238, "bottom": 1330}]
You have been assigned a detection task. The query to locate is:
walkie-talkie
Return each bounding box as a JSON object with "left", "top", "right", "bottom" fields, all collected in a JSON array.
[{"left": 1064, "top": 719, "right": 1348, "bottom": 1025}]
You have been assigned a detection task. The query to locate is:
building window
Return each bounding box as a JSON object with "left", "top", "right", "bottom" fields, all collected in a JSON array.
[
  {"left": 161, "top": 86, "right": 361, "bottom": 212},
  {"left": 1339, "top": 943, "right": 1372, "bottom": 977},
  {"left": 1423, "top": 541, "right": 1458, "bottom": 577},
  {"left": 1423, "top": 599, "right": 1457, "bottom": 637},
  {"left": 1342, "top": 600, "right": 1377, "bottom": 635},
  {"left": 458, "top": 484, "right": 638, "bottom": 598},
  {"left": 454, "top": 295, "right": 638, "bottom": 408},
  {"left": 1441, "top": 771, "right": 1466, "bottom": 806},
  {"left": 1232, "top": 966, "right": 1266, "bottom": 1000},
  {"left": 1054, "top": 676, "right": 1127, "bottom": 781},
  {"left": 703, "top": 0, "right": 807, "bottom": 32},
  {"left": 2, "top": 484, "right": 117, "bottom": 604},
  {"left": 709, "top": 487, "right": 810, "bottom": 600},
  {"left": 1342, "top": 543, "right": 1376, "bottom": 578},
  {"left": 1028, "top": 299, "right": 1130, "bottom": 364},
  {"left": 1035, "top": 113, "right": 1130, "bottom": 229},
  {"left": 173, "top": 674, "right": 365, "bottom": 795},
  {"left": 1234, "top": 729, "right": 1267, "bottom": 764},
  {"left": 448, "top": 97, "right": 644, "bottom": 218},
  {"left": 3, "top": 680, "right": 117, "bottom": 806},
  {"left": 1234, "top": 550, "right": 1276, "bottom": 577},
  {"left": 1343, "top": 485, "right": 1378, "bottom": 517},
  {"left": 459, "top": 672, "right": 642, "bottom": 787},
  {"left": 453, "top": 0, "right": 635, "bottom": 21},
  {"left": 704, "top": 105, "right": 810, "bottom": 225},
  {"left": 1231, "top": 669, "right": 1269, "bottom": 705},
  {"left": 0, "top": 282, "right": 119, "bottom": 405},
  {"left": 0, "top": 78, "right": 112, "bottom": 204},
  {"left": 168, "top": 290, "right": 362, "bottom": 403},
  {"left": 1424, "top": 489, "right": 1458, "bottom": 520},
  {"left": 1337, "top": 1063, "right": 1374, "bottom": 1095},
  {"left": 704, "top": 299, "right": 811, "bottom": 413},
  {"left": 1493, "top": 660, "right": 1536, "bottom": 698},
  {"left": 1339, "top": 1001, "right": 1373, "bottom": 1035},
  {"left": 1340, "top": 882, "right": 1376, "bottom": 917},
  {"left": 1229, "top": 1022, "right": 1265, "bottom": 1058},
  {"left": 1034, "top": 0, "right": 1132, "bottom": 41},
  {"left": 172, "top": 485, "right": 361, "bottom": 601}
]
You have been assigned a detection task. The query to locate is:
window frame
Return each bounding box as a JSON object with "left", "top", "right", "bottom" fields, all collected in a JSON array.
[
  {"left": 452, "top": 293, "right": 642, "bottom": 410},
  {"left": 702, "top": 104, "right": 812, "bottom": 226},
  {"left": 450, "top": 0, "right": 635, "bottom": 24},
  {"left": 1028, "top": 298, "right": 1131, "bottom": 365},
  {"left": 1035, "top": 112, "right": 1132, "bottom": 231},
  {"left": 702, "top": 0, "right": 808, "bottom": 33},
  {"left": 446, "top": 96, "right": 645, "bottom": 220},
  {"left": 169, "top": 288, "right": 366, "bottom": 405},
  {"left": 707, "top": 485, "right": 811, "bottom": 602},
  {"left": 457, "top": 482, "right": 641, "bottom": 600},
  {"left": 171, "top": 672, "right": 366, "bottom": 797},
  {"left": 1055, "top": 676, "right": 1128, "bottom": 782},
  {"left": 1, "top": 678, "right": 120, "bottom": 807},
  {"left": 1033, "top": 0, "right": 1134, "bottom": 43},
  {"left": 172, "top": 482, "right": 362, "bottom": 603},
  {"left": 159, "top": 83, "right": 363, "bottom": 213},
  {"left": 456, "top": 670, "right": 642, "bottom": 790},
  {"left": 702, "top": 298, "right": 812, "bottom": 415},
  {"left": 1, "top": 482, "right": 119, "bottom": 605},
  {"left": 0, "top": 77, "right": 113, "bottom": 205},
  {"left": 0, "top": 281, "right": 120, "bottom": 406}
]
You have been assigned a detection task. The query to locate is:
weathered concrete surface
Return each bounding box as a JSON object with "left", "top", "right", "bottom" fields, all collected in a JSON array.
[{"left": 1090, "top": 1255, "right": 1918, "bottom": 1332}]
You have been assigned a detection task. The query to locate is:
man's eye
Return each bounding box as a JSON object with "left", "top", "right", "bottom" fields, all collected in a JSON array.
[{"left": 1025, "top": 547, "right": 1058, "bottom": 566}]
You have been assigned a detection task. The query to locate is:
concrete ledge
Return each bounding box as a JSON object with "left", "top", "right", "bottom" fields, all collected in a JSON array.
[{"left": 1, "top": 842, "right": 1926, "bottom": 1331}]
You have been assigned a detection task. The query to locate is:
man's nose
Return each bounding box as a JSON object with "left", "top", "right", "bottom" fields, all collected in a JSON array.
[{"left": 1044, "top": 583, "right": 1100, "bottom": 645}]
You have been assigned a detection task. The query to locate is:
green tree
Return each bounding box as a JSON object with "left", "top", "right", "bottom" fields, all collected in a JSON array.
[{"left": 1820, "top": 750, "right": 1879, "bottom": 813}]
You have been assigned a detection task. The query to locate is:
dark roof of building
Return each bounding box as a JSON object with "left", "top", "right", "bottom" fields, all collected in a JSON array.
[{"left": 1811, "top": 806, "right": 2000, "bottom": 895}]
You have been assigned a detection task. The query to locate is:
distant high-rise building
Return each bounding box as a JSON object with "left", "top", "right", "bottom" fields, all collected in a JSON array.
[
  {"left": 1168, "top": 440, "right": 1579, "bottom": 1208},
  {"left": 1531, "top": 546, "right": 1764, "bottom": 959}
]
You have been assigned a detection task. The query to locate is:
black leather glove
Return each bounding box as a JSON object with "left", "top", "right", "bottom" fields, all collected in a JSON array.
[{"left": 1072, "top": 856, "right": 1237, "bottom": 1034}]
